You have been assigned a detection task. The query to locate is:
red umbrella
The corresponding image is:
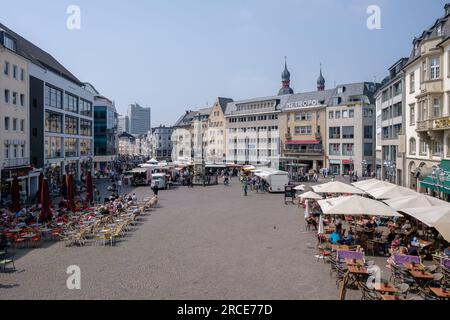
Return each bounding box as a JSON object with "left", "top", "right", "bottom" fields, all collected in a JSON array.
[
  {"left": 40, "top": 178, "right": 52, "bottom": 222},
  {"left": 10, "top": 176, "right": 21, "bottom": 213},
  {"left": 37, "top": 172, "right": 44, "bottom": 203},
  {"left": 61, "top": 174, "right": 67, "bottom": 199},
  {"left": 85, "top": 171, "right": 93, "bottom": 204},
  {"left": 67, "top": 174, "right": 75, "bottom": 211}
]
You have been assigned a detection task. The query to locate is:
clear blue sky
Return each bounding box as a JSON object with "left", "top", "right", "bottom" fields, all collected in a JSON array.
[{"left": 1, "top": 0, "right": 448, "bottom": 125}]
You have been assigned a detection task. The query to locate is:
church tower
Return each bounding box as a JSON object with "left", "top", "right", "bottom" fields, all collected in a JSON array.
[
  {"left": 278, "top": 57, "right": 294, "bottom": 95},
  {"left": 317, "top": 64, "right": 325, "bottom": 91}
]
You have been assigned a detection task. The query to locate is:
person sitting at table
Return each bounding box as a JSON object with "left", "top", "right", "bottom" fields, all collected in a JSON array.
[
  {"left": 407, "top": 244, "right": 419, "bottom": 256},
  {"left": 401, "top": 220, "right": 412, "bottom": 231},
  {"left": 390, "top": 235, "right": 402, "bottom": 253},
  {"left": 338, "top": 230, "right": 354, "bottom": 245},
  {"left": 411, "top": 237, "right": 419, "bottom": 247},
  {"left": 444, "top": 245, "right": 450, "bottom": 257},
  {"left": 329, "top": 230, "right": 341, "bottom": 245},
  {"left": 334, "top": 216, "right": 343, "bottom": 234}
]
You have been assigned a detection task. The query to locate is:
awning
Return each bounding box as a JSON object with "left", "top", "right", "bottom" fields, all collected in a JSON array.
[
  {"left": 420, "top": 160, "right": 450, "bottom": 194},
  {"left": 285, "top": 140, "right": 321, "bottom": 145}
]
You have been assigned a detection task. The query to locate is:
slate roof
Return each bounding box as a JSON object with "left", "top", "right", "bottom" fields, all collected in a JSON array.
[{"left": 0, "top": 22, "right": 82, "bottom": 85}]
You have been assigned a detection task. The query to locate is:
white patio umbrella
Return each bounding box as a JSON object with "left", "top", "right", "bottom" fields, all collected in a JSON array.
[
  {"left": 367, "top": 185, "right": 418, "bottom": 200},
  {"left": 312, "top": 181, "right": 366, "bottom": 195},
  {"left": 318, "top": 196, "right": 403, "bottom": 217},
  {"left": 401, "top": 206, "right": 450, "bottom": 242},
  {"left": 147, "top": 158, "right": 158, "bottom": 164},
  {"left": 352, "top": 179, "right": 379, "bottom": 189},
  {"left": 297, "top": 191, "right": 323, "bottom": 200},
  {"left": 384, "top": 194, "right": 449, "bottom": 210},
  {"left": 318, "top": 215, "right": 324, "bottom": 234},
  {"left": 294, "top": 185, "right": 306, "bottom": 191},
  {"left": 353, "top": 180, "right": 394, "bottom": 192},
  {"left": 304, "top": 200, "right": 310, "bottom": 218}
]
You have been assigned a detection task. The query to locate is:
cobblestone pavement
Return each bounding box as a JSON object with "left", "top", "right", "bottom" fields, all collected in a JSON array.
[{"left": 0, "top": 177, "right": 383, "bottom": 300}]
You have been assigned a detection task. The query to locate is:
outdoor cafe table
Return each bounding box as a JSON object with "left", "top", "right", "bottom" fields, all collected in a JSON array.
[
  {"left": 348, "top": 265, "right": 369, "bottom": 275},
  {"left": 374, "top": 283, "right": 398, "bottom": 294},
  {"left": 429, "top": 287, "right": 450, "bottom": 300},
  {"left": 404, "top": 263, "right": 426, "bottom": 271}
]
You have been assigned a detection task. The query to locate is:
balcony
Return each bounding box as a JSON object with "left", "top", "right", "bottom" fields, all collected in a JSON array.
[
  {"left": 419, "top": 79, "right": 443, "bottom": 96},
  {"left": 417, "top": 115, "right": 450, "bottom": 132},
  {"left": 283, "top": 148, "right": 323, "bottom": 156},
  {"left": 3, "top": 158, "right": 30, "bottom": 168}
]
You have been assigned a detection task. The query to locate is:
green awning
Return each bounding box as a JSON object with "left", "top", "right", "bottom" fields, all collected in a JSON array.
[{"left": 420, "top": 174, "right": 450, "bottom": 194}]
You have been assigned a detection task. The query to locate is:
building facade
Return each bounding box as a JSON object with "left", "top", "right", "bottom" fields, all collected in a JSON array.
[
  {"left": 171, "top": 110, "right": 197, "bottom": 163},
  {"left": 128, "top": 103, "right": 151, "bottom": 136},
  {"left": 0, "top": 27, "right": 38, "bottom": 202},
  {"left": 404, "top": 3, "right": 450, "bottom": 197},
  {"left": 375, "top": 58, "right": 408, "bottom": 185},
  {"left": 205, "top": 98, "right": 233, "bottom": 164},
  {"left": 151, "top": 125, "right": 173, "bottom": 161},
  {"left": 326, "top": 82, "right": 379, "bottom": 176},
  {"left": 280, "top": 89, "right": 333, "bottom": 172},
  {"left": 118, "top": 115, "right": 129, "bottom": 134},
  {"left": 88, "top": 86, "right": 118, "bottom": 172}
]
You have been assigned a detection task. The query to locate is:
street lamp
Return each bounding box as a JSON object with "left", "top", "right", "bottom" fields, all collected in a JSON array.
[{"left": 383, "top": 160, "right": 396, "bottom": 183}]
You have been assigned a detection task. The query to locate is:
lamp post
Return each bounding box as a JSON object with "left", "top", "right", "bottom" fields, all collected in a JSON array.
[{"left": 383, "top": 160, "right": 396, "bottom": 184}]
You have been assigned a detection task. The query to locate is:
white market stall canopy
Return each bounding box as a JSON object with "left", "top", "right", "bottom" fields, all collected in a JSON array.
[
  {"left": 352, "top": 180, "right": 395, "bottom": 192},
  {"left": 400, "top": 206, "right": 450, "bottom": 242},
  {"left": 367, "top": 185, "right": 417, "bottom": 200},
  {"left": 384, "top": 194, "right": 449, "bottom": 210},
  {"left": 294, "top": 185, "right": 306, "bottom": 191},
  {"left": 297, "top": 191, "right": 323, "bottom": 200},
  {"left": 313, "top": 181, "right": 366, "bottom": 195},
  {"left": 318, "top": 196, "right": 402, "bottom": 217}
]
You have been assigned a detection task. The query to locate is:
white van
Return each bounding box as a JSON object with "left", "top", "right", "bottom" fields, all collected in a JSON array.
[
  {"left": 152, "top": 173, "right": 166, "bottom": 189},
  {"left": 254, "top": 167, "right": 290, "bottom": 193}
]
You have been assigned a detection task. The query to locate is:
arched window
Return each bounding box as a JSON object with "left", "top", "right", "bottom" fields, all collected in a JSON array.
[{"left": 409, "top": 138, "right": 416, "bottom": 155}]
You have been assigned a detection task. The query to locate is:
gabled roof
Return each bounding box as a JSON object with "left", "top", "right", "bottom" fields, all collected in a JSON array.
[
  {"left": 217, "top": 97, "right": 234, "bottom": 113},
  {"left": 0, "top": 22, "right": 82, "bottom": 85}
]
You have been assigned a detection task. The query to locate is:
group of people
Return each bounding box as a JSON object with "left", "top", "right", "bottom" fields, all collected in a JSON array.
[{"left": 241, "top": 175, "right": 269, "bottom": 196}]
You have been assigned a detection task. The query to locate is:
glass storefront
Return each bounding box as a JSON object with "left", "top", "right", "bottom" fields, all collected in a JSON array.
[
  {"left": 45, "top": 111, "right": 63, "bottom": 133},
  {"left": 44, "top": 136, "right": 63, "bottom": 159},
  {"left": 65, "top": 138, "right": 78, "bottom": 158},
  {"left": 80, "top": 139, "right": 92, "bottom": 156}
]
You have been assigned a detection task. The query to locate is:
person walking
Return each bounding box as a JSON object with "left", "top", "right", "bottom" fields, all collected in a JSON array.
[
  {"left": 151, "top": 181, "right": 159, "bottom": 196},
  {"left": 117, "top": 178, "right": 123, "bottom": 195},
  {"left": 243, "top": 178, "right": 248, "bottom": 196}
]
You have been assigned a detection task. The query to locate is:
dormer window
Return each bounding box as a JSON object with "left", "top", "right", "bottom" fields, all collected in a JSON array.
[
  {"left": 337, "top": 86, "right": 346, "bottom": 94},
  {"left": 437, "top": 24, "right": 443, "bottom": 36},
  {"left": 1, "top": 32, "right": 17, "bottom": 52},
  {"left": 414, "top": 43, "right": 419, "bottom": 56}
]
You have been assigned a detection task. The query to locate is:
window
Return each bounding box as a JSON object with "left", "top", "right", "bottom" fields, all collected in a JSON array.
[
  {"left": 433, "top": 97, "right": 442, "bottom": 118},
  {"left": 419, "top": 140, "right": 427, "bottom": 155},
  {"left": 20, "top": 119, "right": 24, "bottom": 132},
  {"left": 12, "top": 118, "right": 17, "bottom": 131},
  {"left": 295, "top": 112, "right": 312, "bottom": 121},
  {"left": 295, "top": 126, "right": 312, "bottom": 135},
  {"left": 13, "top": 145, "right": 17, "bottom": 158},
  {"left": 20, "top": 68, "right": 25, "bottom": 81},
  {"left": 364, "top": 143, "right": 373, "bottom": 156},
  {"left": 409, "top": 138, "right": 416, "bottom": 155},
  {"left": 419, "top": 100, "right": 428, "bottom": 121},
  {"left": 422, "top": 60, "right": 427, "bottom": 81},
  {"left": 44, "top": 136, "right": 63, "bottom": 159},
  {"left": 329, "top": 127, "right": 340, "bottom": 139},
  {"left": 80, "top": 139, "right": 92, "bottom": 156},
  {"left": 45, "top": 111, "right": 63, "bottom": 133},
  {"left": 431, "top": 140, "right": 442, "bottom": 156},
  {"left": 64, "top": 138, "right": 78, "bottom": 158},
  {"left": 65, "top": 93, "right": 79, "bottom": 113},
  {"left": 430, "top": 57, "right": 440, "bottom": 80},
  {"left": 12, "top": 92, "right": 17, "bottom": 105},
  {"left": 79, "top": 99, "right": 92, "bottom": 117},
  {"left": 45, "top": 85, "right": 63, "bottom": 109},
  {"left": 410, "top": 104, "right": 416, "bottom": 126},
  {"left": 4, "top": 35, "right": 16, "bottom": 51},
  {"left": 4, "top": 117, "right": 10, "bottom": 131},
  {"left": 20, "top": 94, "right": 24, "bottom": 106},
  {"left": 335, "top": 111, "right": 341, "bottom": 119},
  {"left": 364, "top": 126, "right": 373, "bottom": 139},
  {"left": 65, "top": 116, "right": 78, "bottom": 135},
  {"left": 329, "top": 111, "right": 334, "bottom": 119},
  {"left": 329, "top": 144, "right": 340, "bottom": 156},
  {"left": 4, "top": 89, "right": 10, "bottom": 103},
  {"left": 410, "top": 72, "right": 415, "bottom": 93},
  {"left": 80, "top": 119, "right": 92, "bottom": 136},
  {"left": 342, "top": 110, "right": 348, "bottom": 118},
  {"left": 342, "top": 126, "right": 354, "bottom": 139},
  {"left": 342, "top": 143, "right": 354, "bottom": 156},
  {"left": 349, "top": 109, "right": 355, "bottom": 118},
  {"left": 4, "top": 61, "right": 9, "bottom": 75},
  {"left": 12, "top": 65, "right": 17, "bottom": 79},
  {"left": 4, "top": 145, "right": 9, "bottom": 159}
]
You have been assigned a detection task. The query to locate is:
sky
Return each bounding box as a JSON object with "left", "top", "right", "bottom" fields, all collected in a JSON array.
[{"left": 1, "top": 0, "right": 448, "bottom": 126}]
